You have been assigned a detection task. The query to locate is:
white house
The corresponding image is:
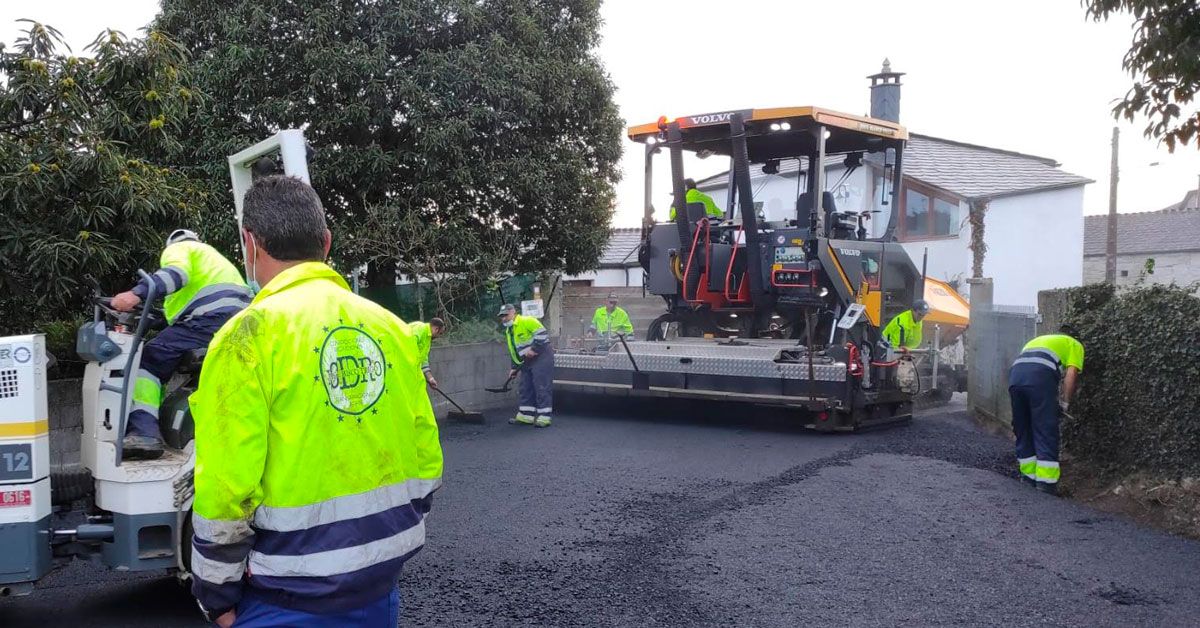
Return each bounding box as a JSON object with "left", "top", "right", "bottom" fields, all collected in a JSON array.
[
  {"left": 1083, "top": 189, "right": 1200, "bottom": 286},
  {"left": 563, "top": 227, "right": 644, "bottom": 288},
  {"left": 696, "top": 134, "right": 1092, "bottom": 307}
]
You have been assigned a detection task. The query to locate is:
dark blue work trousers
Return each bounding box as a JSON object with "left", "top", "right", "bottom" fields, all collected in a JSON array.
[{"left": 1008, "top": 363, "right": 1061, "bottom": 485}]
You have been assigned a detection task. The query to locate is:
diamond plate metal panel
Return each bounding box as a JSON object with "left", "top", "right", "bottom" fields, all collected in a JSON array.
[{"left": 556, "top": 339, "right": 846, "bottom": 382}]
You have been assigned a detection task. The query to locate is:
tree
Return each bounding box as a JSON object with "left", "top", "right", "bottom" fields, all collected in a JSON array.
[
  {"left": 356, "top": 202, "right": 521, "bottom": 322},
  {"left": 155, "top": 0, "right": 622, "bottom": 291},
  {"left": 0, "top": 21, "right": 201, "bottom": 331},
  {"left": 1086, "top": 1, "right": 1200, "bottom": 150}
]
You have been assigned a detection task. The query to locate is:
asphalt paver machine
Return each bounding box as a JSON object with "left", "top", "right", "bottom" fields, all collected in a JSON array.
[{"left": 555, "top": 107, "right": 924, "bottom": 430}]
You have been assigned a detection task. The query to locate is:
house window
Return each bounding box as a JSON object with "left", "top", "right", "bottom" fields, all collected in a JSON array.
[{"left": 900, "top": 182, "right": 960, "bottom": 240}]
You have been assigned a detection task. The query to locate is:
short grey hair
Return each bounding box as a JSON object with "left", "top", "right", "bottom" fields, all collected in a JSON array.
[{"left": 241, "top": 175, "right": 328, "bottom": 261}]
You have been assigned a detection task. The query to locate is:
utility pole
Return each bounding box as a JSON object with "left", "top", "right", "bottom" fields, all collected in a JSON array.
[{"left": 1105, "top": 127, "right": 1119, "bottom": 285}]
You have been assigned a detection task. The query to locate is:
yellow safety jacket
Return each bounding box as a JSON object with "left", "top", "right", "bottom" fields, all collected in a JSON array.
[
  {"left": 132, "top": 240, "right": 251, "bottom": 324},
  {"left": 883, "top": 310, "right": 923, "bottom": 349},
  {"left": 189, "top": 262, "right": 442, "bottom": 616},
  {"left": 590, "top": 306, "right": 634, "bottom": 336},
  {"left": 669, "top": 188, "right": 723, "bottom": 221},
  {"left": 409, "top": 321, "right": 433, "bottom": 375},
  {"left": 505, "top": 315, "right": 550, "bottom": 367}
]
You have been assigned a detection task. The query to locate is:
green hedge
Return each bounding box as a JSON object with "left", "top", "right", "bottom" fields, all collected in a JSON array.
[{"left": 1059, "top": 283, "right": 1200, "bottom": 477}]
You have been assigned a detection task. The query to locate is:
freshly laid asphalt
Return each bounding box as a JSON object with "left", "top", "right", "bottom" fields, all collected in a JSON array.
[{"left": 3, "top": 397, "right": 1198, "bottom": 627}]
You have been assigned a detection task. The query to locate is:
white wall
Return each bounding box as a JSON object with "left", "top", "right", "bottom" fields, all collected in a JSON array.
[
  {"left": 704, "top": 172, "right": 1085, "bottom": 307},
  {"left": 567, "top": 267, "right": 644, "bottom": 288},
  {"left": 983, "top": 187, "right": 1085, "bottom": 306},
  {"left": 1083, "top": 251, "right": 1200, "bottom": 287}
]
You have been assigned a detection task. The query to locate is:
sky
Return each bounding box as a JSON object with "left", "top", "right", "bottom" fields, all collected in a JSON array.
[{"left": 5, "top": 0, "right": 1199, "bottom": 227}]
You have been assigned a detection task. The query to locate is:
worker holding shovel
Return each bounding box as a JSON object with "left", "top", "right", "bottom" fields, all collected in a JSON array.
[{"left": 498, "top": 303, "right": 554, "bottom": 427}]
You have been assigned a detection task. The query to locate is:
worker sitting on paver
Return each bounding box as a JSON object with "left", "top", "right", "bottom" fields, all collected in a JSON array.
[
  {"left": 588, "top": 293, "right": 634, "bottom": 339},
  {"left": 410, "top": 317, "right": 446, "bottom": 388},
  {"left": 498, "top": 303, "right": 554, "bottom": 428},
  {"left": 668, "top": 178, "right": 723, "bottom": 221},
  {"left": 1008, "top": 326, "right": 1084, "bottom": 496},
  {"left": 110, "top": 229, "right": 252, "bottom": 460},
  {"left": 882, "top": 299, "right": 930, "bottom": 351}
]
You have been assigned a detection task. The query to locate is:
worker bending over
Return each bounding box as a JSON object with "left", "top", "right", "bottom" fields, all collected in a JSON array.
[
  {"left": 883, "top": 299, "right": 930, "bottom": 351},
  {"left": 110, "top": 229, "right": 251, "bottom": 459},
  {"left": 498, "top": 303, "right": 554, "bottom": 427},
  {"left": 410, "top": 317, "right": 446, "bottom": 388},
  {"left": 1008, "top": 327, "right": 1084, "bottom": 496},
  {"left": 588, "top": 293, "right": 633, "bottom": 338},
  {"left": 668, "top": 178, "right": 723, "bottom": 220}
]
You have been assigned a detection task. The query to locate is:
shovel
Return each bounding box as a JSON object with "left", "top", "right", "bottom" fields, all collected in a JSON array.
[
  {"left": 432, "top": 387, "right": 485, "bottom": 423},
  {"left": 485, "top": 370, "right": 518, "bottom": 393}
]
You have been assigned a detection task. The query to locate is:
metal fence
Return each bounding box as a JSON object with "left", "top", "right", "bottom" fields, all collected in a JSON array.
[{"left": 967, "top": 305, "right": 1038, "bottom": 426}]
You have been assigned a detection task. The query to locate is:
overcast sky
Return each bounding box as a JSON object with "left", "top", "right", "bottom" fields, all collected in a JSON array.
[{"left": 5, "top": 0, "right": 1199, "bottom": 226}]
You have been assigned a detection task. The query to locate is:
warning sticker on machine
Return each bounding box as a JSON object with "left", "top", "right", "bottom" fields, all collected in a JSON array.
[{"left": 0, "top": 489, "right": 32, "bottom": 508}]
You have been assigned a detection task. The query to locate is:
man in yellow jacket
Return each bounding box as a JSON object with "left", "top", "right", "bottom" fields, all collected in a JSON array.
[
  {"left": 110, "top": 229, "right": 252, "bottom": 459},
  {"left": 189, "top": 176, "right": 442, "bottom": 627},
  {"left": 668, "top": 178, "right": 723, "bottom": 221},
  {"left": 588, "top": 293, "right": 634, "bottom": 338},
  {"left": 410, "top": 317, "right": 446, "bottom": 388},
  {"left": 499, "top": 303, "right": 554, "bottom": 427},
  {"left": 882, "top": 300, "right": 931, "bottom": 351}
]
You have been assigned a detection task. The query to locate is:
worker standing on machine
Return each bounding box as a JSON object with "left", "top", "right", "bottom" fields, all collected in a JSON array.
[
  {"left": 189, "top": 176, "right": 442, "bottom": 627},
  {"left": 668, "top": 178, "right": 723, "bottom": 220},
  {"left": 410, "top": 317, "right": 446, "bottom": 388},
  {"left": 1008, "top": 326, "right": 1084, "bottom": 496},
  {"left": 882, "top": 299, "right": 931, "bottom": 351},
  {"left": 499, "top": 303, "right": 554, "bottom": 427},
  {"left": 588, "top": 293, "right": 634, "bottom": 339},
  {"left": 109, "top": 229, "right": 251, "bottom": 459}
]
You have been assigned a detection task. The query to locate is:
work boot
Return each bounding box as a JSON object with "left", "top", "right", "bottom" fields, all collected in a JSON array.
[
  {"left": 1036, "top": 482, "right": 1059, "bottom": 496},
  {"left": 122, "top": 434, "right": 165, "bottom": 460},
  {"left": 534, "top": 415, "right": 552, "bottom": 428},
  {"left": 510, "top": 413, "right": 535, "bottom": 425}
]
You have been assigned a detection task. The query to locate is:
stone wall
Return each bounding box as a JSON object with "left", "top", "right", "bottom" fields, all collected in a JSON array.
[
  {"left": 1083, "top": 251, "right": 1200, "bottom": 287},
  {"left": 559, "top": 285, "right": 664, "bottom": 344},
  {"left": 425, "top": 341, "right": 518, "bottom": 418},
  {"left": 47, "top": 379, "right": 83, "bottom": 468}
]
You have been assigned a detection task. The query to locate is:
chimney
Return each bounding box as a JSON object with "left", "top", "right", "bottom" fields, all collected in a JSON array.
[{"left": 868, "top": 59, "right": 904, "bottom": 123}]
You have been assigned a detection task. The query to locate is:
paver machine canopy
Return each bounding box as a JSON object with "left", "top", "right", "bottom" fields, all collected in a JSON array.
[{"left": 632, "top": 107, "right": 920, "bottom": 345}]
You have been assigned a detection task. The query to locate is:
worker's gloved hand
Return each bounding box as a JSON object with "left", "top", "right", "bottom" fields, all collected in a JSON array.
[
  {"left": 508, "top": 368, "right": 518, "bottom": 379},
  {"left": 111, "top": 290, "right": 141, "bottom": 312},
  {"left": 1059, "top": 399, "right": 1070, "bottom": 415},
  {"left": 426, "top": 375, "right": 438, "bottom": 389},
  {"left": 522, "top": 349, "right": 537, "bottom": 359},
  {"left": 215, "top": 610, "right": 236, "bottom": 628}
]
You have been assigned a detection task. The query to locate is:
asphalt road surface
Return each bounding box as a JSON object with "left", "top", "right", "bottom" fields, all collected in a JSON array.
[{"left": 3, "top": 398, "right": 1199, "bottom": 627}]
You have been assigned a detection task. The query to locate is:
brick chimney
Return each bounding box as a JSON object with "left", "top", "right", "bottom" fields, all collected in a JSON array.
[{"left": 868, "top": 59, "right": 904, "bottom": 123}]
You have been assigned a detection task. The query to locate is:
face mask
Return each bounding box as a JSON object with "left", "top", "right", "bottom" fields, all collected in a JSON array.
[
  {"left": 503, "top": 318, "right": 514, "bottom": 328},
  {"left": 244, "top": 232, "right": 261, "bottom": 294}
]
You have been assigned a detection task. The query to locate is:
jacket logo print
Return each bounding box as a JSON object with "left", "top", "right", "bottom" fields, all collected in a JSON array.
[{"left": 317, "top": 324, "right": 387, "bottom": 417}]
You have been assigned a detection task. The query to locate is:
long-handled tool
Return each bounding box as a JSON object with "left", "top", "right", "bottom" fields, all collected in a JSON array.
[
  {"left": 432, "top": 387, "right": 485, "bottom": 423},
  {"left": 485, "top": 370, "right": 518, "bottom": 393}
]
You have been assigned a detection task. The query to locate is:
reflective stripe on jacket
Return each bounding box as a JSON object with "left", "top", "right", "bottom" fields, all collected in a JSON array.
[
  {"left": 132, "top": 240, "right": 251, "bottom": 324},
  {"left": 505, "top": 315, "right": 549, "bottom": 367},
  {"left": 189, "top": 262, "right": 443, "bottom": 616}
]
